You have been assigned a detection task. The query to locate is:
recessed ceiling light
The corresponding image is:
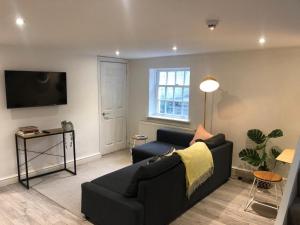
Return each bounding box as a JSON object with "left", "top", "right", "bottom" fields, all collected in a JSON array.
[
  {"left": 207, "top": 19, "right": 219, "bottom": 31},
  {"left": 115, "top": 50, "right": 120, "bottom": 56},
  {"left": 259, "top": 37, "right": 266, "bottom": 45},
  {"left": 16, "top": 17, "right": 25, "bottom": 26},
  {"left": 172, "top": 46, "right": 177, "bottom": 51}
]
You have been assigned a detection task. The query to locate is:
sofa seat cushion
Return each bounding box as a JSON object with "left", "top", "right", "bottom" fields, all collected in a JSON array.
[
  {"left": 91, "top": 159, "right": 148, "bottom": 196},
  {"left": 132, "top": 141, "right": 185, "bottom": 159}
]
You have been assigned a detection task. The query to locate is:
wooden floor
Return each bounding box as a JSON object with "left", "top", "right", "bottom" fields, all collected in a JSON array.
[
  {"left": 0, "top": 185, "right": 88, "bottom": 225},
  {"left": 0, "top": 179, "right": 276, "bottom": 225},
  {"left": 171, "top": 179, "right": 276, "bottom": 225}
]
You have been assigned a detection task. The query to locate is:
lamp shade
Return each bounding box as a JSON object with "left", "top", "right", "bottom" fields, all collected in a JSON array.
[
  {"left": 199, "top": 75, "right": 220, "bottom": 93},
  {"left": 276, "top": 148, "right": 295, "bottom": 164}
]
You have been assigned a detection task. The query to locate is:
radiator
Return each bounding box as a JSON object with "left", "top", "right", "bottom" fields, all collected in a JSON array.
[{"left": 138, "top": 120, "right": 195, "bottom": 142}]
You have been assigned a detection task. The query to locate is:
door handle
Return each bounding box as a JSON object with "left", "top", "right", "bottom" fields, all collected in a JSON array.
[{"left": 102, "top": 112, "right": 111, "bottom": 119}]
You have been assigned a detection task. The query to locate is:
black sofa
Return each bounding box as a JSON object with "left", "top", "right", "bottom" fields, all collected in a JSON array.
[
  {"left": 132, "top": 129, "right": 194, "bottom": 163},
  {"left": 81, "top": 129, "right": 233, "bottom": 225}
]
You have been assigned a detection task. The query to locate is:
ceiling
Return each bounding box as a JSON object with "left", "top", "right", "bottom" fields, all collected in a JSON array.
[{"left": 1, "top": 0, "right": 300, "bottom": 59}]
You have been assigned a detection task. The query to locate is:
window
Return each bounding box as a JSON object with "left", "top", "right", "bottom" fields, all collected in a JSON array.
[{"left": 149, "top": 68, "right": 190, "bottom": 122}]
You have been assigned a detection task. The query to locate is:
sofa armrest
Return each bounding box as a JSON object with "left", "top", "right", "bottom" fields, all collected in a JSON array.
[
  {"left": 81, "top": 182, "right": 144, "bottom": 225},
  {"left": 210, "top": 141, "right": 233, "bottom": 182},
  {"left": 156, "top": 129, "right": 194, "bottom": 147}
]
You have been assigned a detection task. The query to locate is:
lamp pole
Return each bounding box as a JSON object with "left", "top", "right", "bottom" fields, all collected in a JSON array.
[
  {"left": 203, "top": 92, "right": 207, "bottom": 129},
  {"left": 199, "top": 75, "right": 220, "bottom": 130}
]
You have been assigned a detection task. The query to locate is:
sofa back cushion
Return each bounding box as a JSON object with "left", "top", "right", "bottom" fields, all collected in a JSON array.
[
  {"left": 157, "top": 129, "right": 194, "bottom": 147},
  {"left": 195, "top": 133, "right": 226, "bottom": 149},
  {"left": 125, "top": 154, "right": 181, "bottom": 197}
]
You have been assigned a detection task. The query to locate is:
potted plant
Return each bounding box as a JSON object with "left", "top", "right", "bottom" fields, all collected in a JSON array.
[{"left": 239, "top": 129, "right": 283, "bottom": 188}]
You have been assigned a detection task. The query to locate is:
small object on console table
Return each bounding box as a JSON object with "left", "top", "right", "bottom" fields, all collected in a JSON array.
[{"left": 42, "top": 130, "right": 51, "bottom": 134}]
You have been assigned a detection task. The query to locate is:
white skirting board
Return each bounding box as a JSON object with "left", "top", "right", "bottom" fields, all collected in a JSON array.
[{"left": 0, "top": 152, "right": 102, "bottom": 188}]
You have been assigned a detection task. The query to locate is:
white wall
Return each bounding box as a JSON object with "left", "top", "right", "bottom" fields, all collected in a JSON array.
[
  {"left": 128, "top": 47, "right": 300, "bottom": 172},
  {"left": 0, "top": 46, "right": 99, "bottom": 183}
]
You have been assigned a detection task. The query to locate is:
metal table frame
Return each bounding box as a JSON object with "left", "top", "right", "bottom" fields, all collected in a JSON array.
[
  {"left": 15, "top": 129, "right": 77, "bottom": 189},
  {"left": 244, "top": 176, "right": 283, "bottom": 212}
]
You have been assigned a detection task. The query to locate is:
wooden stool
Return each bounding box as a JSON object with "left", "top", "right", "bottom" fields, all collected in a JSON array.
[
  {"left": 131, "top": 135, "right": 148, "bottom": 148},
  {"left": 130, "top": 135, "right": 148, "bottom": 155},
  {"left": 244, "top": 171, "right": 283, "bottom": 211}
]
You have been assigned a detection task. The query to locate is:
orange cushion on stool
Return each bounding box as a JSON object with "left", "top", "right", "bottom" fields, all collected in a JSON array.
[{"left": 254, "top": 171, "right": 282, "bottom": 183}]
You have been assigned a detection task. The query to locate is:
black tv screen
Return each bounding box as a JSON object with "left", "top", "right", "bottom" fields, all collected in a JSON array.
[{"left": 5, "top": 70, "right": 67, "bottom": 108}]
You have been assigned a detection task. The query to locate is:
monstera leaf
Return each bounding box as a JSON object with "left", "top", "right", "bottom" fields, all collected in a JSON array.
[
  {"left": 247, "top": 129, "right": 266, "bottom": 144},
  {"left": 239, "top": 148, "right": 262, "bottom": 167},
  {"left": 268, "top": 129, "right": 283, "bottom": 138},
  {"left": 255, "top": 143, "right": 266, "bottom": 151},
  {"left": 271, "top": 147, "right": 281, "bottom": 158}
]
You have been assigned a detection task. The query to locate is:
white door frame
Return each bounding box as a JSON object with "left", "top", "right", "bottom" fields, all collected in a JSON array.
[{"left": 97, "top": 56, "right": 128, "bottom": 155}]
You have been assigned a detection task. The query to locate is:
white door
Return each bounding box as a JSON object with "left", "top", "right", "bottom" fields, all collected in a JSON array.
[{"left": 99, "top": 61, "right": 127, "bottom": 154}]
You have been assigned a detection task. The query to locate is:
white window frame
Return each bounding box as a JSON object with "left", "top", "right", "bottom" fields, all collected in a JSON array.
[{"left": 148, "top": 67, "right": 190, "bottom": 122}]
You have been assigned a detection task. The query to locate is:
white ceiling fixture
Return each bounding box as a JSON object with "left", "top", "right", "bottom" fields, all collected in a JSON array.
[
  {"left": 0, "top": 0, "right": 300, "bottom": 58},
  {"left": 259, "top": 36, "right": 266, "bottom": 45},
  {"left": 15, "top": 17, "right": 25, "bottom": 27},
  {"left": 172, "top": 46, "right": 177, "bottom": 51},
  {"left": 115, "top": 50, "right": 120, "bottom": 56},
  {"left": 206, "top": 19, "right": 219, "bottom": 31}
]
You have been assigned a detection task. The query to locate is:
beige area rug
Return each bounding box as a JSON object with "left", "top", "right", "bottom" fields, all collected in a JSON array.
[{"left": 32, "top": 150, "right": 131, "bottom": 217}]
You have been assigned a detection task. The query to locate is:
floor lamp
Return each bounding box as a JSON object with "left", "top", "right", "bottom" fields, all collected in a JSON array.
[{"left": 199, "top": 75, "right": 220, "bottom": 129}]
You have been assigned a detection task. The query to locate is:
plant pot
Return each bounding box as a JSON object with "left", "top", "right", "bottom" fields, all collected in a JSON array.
[{"left": 257, "top": 180, "right": 272, "bottom": 189}]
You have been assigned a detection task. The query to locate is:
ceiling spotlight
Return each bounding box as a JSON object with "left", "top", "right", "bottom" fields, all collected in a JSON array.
[
  {"left": 172, "top": 46, "right": 177, "bottom": 51},
  {"left": 115, "top": 50, "right": 120, "bottom": 56},
  {"left": 207, "top": 19, "right": 219, "bottom": 31},
  {"left": 259, "top": 37, "right": 266, "bottom": 45},
  {"left": 16, "top": 17, "right": 25, "bottom": 26}
]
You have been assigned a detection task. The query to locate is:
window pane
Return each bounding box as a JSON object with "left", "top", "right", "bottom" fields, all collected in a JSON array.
[
  {"left": 159, "top": 72, "right": 167, "bottom": 85},
  {"left": 167, "top": 72, "right": 175, "bottom": 85},
  {"left": 166, "top": 101, "right": 173, "bottom": 114},
  {"left": 182, "top": 102, "right": 189, "bottom": 116},
  {"left": 166, "top": 87, "right": 174, "bottom": 100},
  {"left": 184, "top": 71, "right": 190, "bottom": 85},
  {"left": 174, "top": 102, "right": 182, "bottom": 115},
  {"left": 183, "top": 87, "right": 189, "bottom": 102},
  {"left": 158, "top": 87, "right": 165, "bottom": 99},
  {"left": 174, "top": 87, "right": 182, "bottom": 101},
  {"left": 159, "top": 100, "right": 166, "bottom": 113},
  {"left": 176, "top": 71, "right": 184, "bottom": 85}
]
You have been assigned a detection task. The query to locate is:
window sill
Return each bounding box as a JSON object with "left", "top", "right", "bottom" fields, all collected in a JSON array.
[{"left": 147, "top": 115, "right": 190, "bottom": 124}]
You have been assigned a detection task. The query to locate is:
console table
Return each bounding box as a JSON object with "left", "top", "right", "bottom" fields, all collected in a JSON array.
[{"left": 15, "top": 128, "right": 76, "bottom": 189}]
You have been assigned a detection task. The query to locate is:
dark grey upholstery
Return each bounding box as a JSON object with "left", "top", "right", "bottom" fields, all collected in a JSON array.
[
  {"left": 81, "top": 129, "right": 233, "bottom": 225},
  {"left": 132, "top": 129, "right": 194, "bottom": 163},
  {"left": 289, "top": 197, "right": 300, "bottom": 225},
  {"left": 132, "top": 141, "right": 184, "bottom": 163},
  {"left": 92, "top": 159, "right": 148, "bottom": 196},
  {"left": 125, "top": 154, "right": 182, "bottom": 197},
  {"left": 288, "top": 170, "right": 300, "bottom": 225}
]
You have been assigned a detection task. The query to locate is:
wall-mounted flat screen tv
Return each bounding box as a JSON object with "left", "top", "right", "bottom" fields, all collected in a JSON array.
[{"left": 5, "top": 70, "right": 67, "bottom": 108}]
